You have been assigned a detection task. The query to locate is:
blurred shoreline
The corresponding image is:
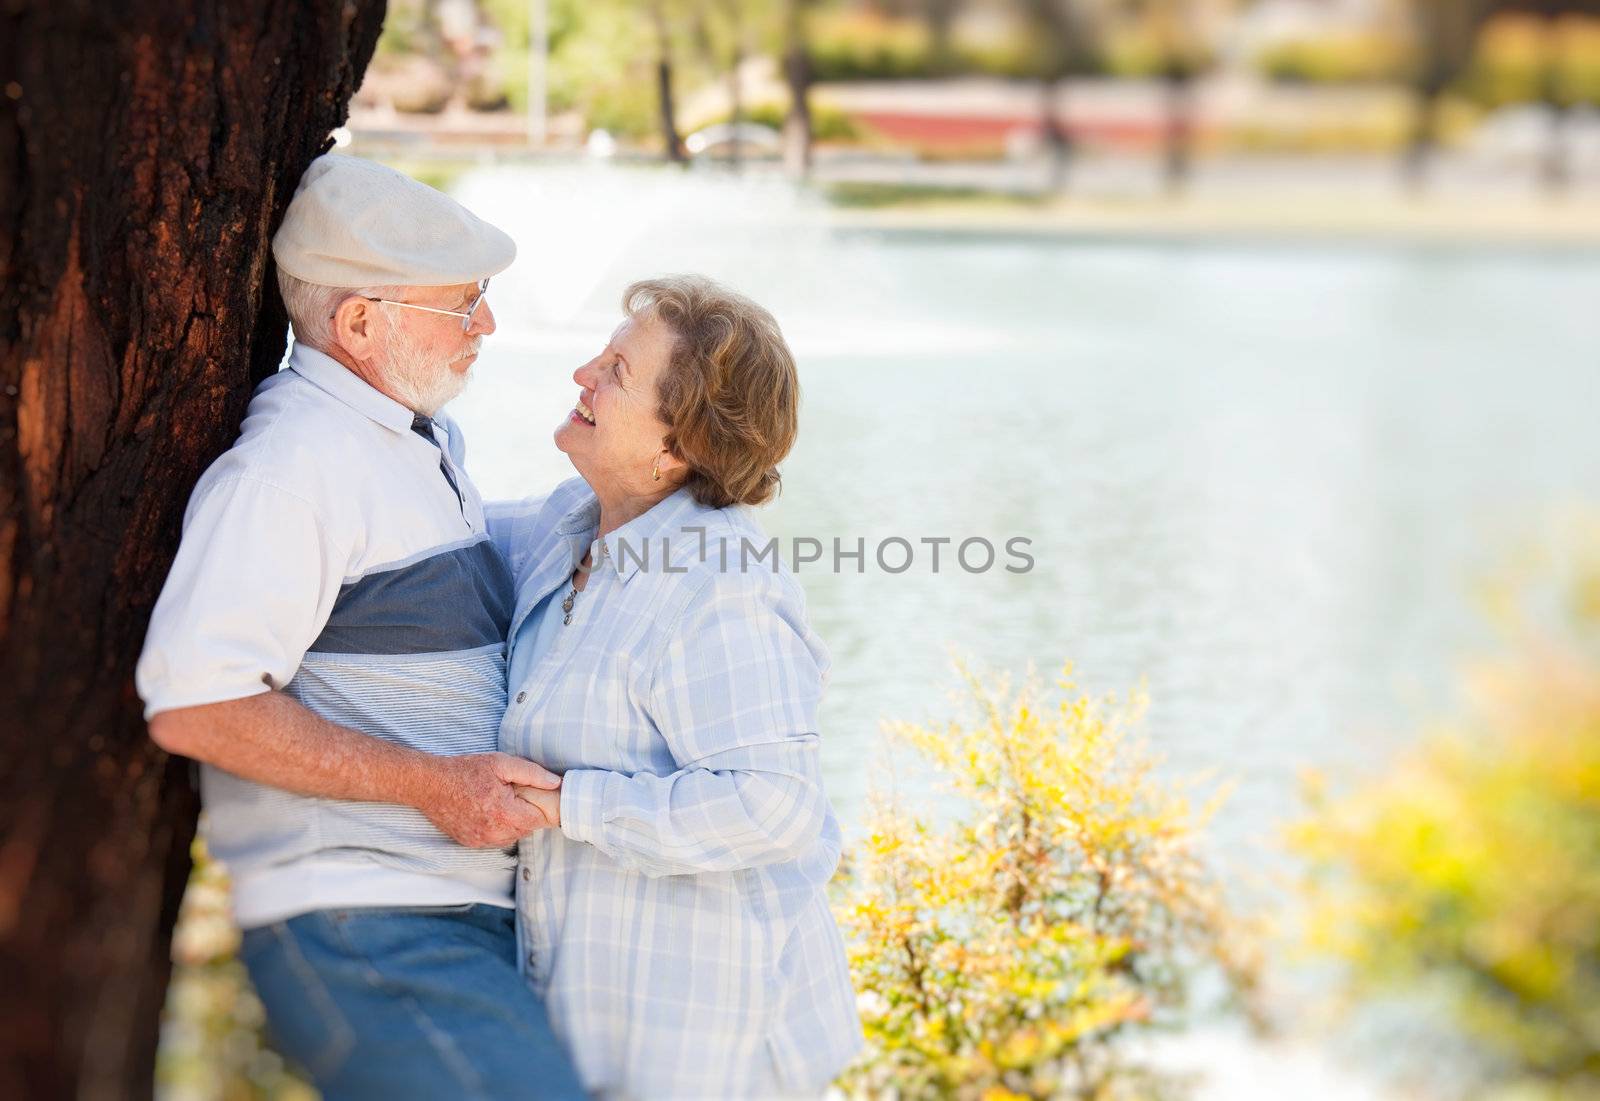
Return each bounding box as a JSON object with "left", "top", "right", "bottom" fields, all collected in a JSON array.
[
  {"left": 821, "top": 189, "right": 1600, "bottom": 248},
  {"left": 350, "top": 132, "right": 1600, "bottom": 249}
]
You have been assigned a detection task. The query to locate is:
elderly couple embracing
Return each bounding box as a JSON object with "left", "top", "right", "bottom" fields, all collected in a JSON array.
[{"left": 137, "top": 155, "right": 861, "bottom": 1100}]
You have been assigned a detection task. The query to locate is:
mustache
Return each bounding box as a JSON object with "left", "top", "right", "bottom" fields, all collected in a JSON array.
[{"left": 454, "top": 337, "right": 483, "bottom": 363}]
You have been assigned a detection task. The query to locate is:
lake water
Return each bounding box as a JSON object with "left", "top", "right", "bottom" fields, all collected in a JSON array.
[{"left": 437, "top": 162, "right": 1598, "bottom": 1094}]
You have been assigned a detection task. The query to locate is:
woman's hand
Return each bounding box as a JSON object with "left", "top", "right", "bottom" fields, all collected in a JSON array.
[
  {"left": 515, "top": 783, "right": 562, "bottom": 830},
  {"left": 412, "top": 752, "right": 559, "bottom": 847}
]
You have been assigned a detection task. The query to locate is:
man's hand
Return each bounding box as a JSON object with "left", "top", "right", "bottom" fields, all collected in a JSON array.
[
  {"left": 412, "top": 752, "right": 562, "bottom": 848},
  {"left": 515, "top": 784, "right": 561, "bottom": 831}
]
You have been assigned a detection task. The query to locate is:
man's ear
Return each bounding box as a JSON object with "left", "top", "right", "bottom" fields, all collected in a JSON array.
[{"left": 332, "top": 295, "right": 378, "bottom": 359}]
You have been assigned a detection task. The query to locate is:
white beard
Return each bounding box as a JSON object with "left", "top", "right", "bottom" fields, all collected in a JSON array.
[{"left": 381, "top": 324, "right": 480, "bottom": 416}]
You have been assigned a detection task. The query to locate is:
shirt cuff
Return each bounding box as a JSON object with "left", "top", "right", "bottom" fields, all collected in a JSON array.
[
  {"left": 138, "top": 679, "right": 273, "bottom": 722},
  {"left": 559, "top": 769, "right": 612, "bottom": 846}
]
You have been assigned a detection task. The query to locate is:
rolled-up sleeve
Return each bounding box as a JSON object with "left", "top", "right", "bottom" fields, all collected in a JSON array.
[
  {"left": 559, "top": 568, "right": 831, "bottom": 877},
  {"left": 135, "top": 474, "right": 345, "bottom": 720}
]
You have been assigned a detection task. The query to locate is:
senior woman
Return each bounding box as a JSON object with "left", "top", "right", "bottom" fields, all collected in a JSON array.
[{"left": 488, "top": 276, "right": 862, "bottom": 1099}]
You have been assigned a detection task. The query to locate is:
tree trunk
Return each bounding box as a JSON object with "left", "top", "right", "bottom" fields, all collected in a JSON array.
[
  {"left": 783, "top": 0, "right": 815, "bottom": 180},
  {"left": 657, "top": 60, "right": 689, "bottom": 165},
  {"left": 725, "top": 0, "right": 744, "bottom": 171},
  {"left": 925, "top": 0, "right": 961, "bottom": 76},
  {"left": 0, "top": 3, "right": 385, "bottom": 1098},
  {"left": 1403, "top": 84, "right": 1444, "bottom": 193},
  {"left": 1542, "top": 101, "right": 1571, "bottom": 192},
  {"left": 650, "top": 0, "right": 688, "bottom": 164},
  {"left": 1024, "top": 0, "right": 1076, "bottom": 195},
  {"left": 1539, "top": 14, "right": 1570, "bottom": 192},
  {"left": 1402, "top": 0, "right": 1496, "bottom": 193},
  {"left": 1041, "top": 74, "right": 1071, "bottom": 194},
  {"left": 1162, "top": 63, "right": 1194, "bottom": 196}
]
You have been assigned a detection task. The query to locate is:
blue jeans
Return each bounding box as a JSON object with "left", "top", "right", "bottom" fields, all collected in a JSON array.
[{"left": 240, "top": 903, "right": 585, "bottom": 1100}]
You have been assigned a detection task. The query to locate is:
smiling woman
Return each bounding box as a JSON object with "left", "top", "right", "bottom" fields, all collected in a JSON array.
[
  {"left": 489, "top": 274, "right": 861, "bottom": 1099},
  {"left": 555, "top": 275, "right": 800, "bottom": 515},
  {"left": 551, "top": 289, "right": 685, "bottom": 506}
]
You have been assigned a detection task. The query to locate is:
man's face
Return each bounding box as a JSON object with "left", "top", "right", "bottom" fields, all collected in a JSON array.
[{"left": 372, "top": 282, "right": 496, "bottom": 416}]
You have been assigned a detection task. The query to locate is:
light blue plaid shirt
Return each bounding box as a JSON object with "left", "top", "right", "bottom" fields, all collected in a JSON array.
[{"left": 489, "top": 478, "right": 862, "bottom": 1099}]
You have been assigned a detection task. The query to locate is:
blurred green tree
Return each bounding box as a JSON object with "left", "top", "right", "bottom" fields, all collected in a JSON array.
[
  {"left": 1391, "top": 0, "right": 1491, "bottom": 187},
  {"left": 1495, "top": 1, "right": 1600, "bottom": 189},
  {"left": 1293, "top": 520, "right": 1600, "bottom": 1098}
]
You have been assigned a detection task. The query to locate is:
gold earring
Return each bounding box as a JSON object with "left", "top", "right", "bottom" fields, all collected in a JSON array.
[{"left": 652, "top": 456, "right": 661, "bottom": 482}]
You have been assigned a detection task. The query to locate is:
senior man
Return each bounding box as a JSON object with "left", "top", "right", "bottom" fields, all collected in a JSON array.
[{"left": 137, "top": 155, "right": 584, "bottom": 1099}]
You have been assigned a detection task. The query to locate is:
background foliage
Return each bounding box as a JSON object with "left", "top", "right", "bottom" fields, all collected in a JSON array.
[
  {"left": 834, "top": 664, "right": 1260, "bottom": 1100},
  {"left": 1292, "top": 520, "right": 1600, "bottom": 1100}
]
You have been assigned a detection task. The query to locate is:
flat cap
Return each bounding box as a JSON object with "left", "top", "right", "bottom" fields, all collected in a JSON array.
[{"left": 272, "top": 154, "right": 516, "bottom": 288}]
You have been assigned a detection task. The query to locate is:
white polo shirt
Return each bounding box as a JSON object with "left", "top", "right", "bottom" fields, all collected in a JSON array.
[{"left": 137, "top": 343, "right": 518, "bottom": 927}]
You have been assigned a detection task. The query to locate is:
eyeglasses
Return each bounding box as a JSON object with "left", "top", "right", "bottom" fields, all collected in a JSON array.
[{"left": 354, "top": 278, "right": 491, "bottom": 333}]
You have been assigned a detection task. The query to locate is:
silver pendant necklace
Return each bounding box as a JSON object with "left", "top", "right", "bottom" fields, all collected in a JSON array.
[
  {"left": 564, "top": 547, "right": 598, "bottom": 626},
  {"left": 561, "top": 574, "right": 580, "bottom": 625}
]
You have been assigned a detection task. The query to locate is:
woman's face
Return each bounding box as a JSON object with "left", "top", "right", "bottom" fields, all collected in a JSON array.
[{"left": 555, "top": 311, "right": 679, "bottom": 500}]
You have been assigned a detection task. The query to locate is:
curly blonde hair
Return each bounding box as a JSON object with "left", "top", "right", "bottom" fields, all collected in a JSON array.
[{"left": 623, "top": 275, "right": 800, "bottom": 509}]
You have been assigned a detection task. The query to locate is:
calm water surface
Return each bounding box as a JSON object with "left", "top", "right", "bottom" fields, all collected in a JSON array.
[
  {"left": 445, "top": 164, "right": 1600, "bottom": 869},
  {"left": 388, "top": 161, "right": 1600, "bottom": 1097}
]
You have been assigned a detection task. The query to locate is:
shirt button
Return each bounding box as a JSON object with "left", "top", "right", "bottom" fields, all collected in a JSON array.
[
  {"left": 527, "top": 952, "right": 537, "bottom": 967},
  {"left": 515, "top": 691, "right": 527, "bottom": 703},
  {"left": 521, "top": 867, "right": 531, "bottom": 881}
]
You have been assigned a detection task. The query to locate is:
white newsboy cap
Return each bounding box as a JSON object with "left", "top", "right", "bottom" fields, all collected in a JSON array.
[{"left": 271, "top": 154, "right": 516, "bottom": 288}]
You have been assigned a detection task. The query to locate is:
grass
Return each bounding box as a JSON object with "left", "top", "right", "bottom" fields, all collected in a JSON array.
[{"left": 820, "top": 180, "right": 1053, "bottom": 210}]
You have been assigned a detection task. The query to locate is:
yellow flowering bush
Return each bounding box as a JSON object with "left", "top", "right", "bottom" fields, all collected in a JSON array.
[
  {"left": 157, "top": 837, "right": 314, "bottom": 1101},
  {"left": 1292, "top": 523, "right": 1600, "bottom": 1099},
  {"left": 834, "top": 664, "right": 1259, "bottom": 1100}
]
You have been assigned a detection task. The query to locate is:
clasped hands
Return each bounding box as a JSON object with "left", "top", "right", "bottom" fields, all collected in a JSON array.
[{"left": 414, "top": 751, "right": 563, "bottom": 849}]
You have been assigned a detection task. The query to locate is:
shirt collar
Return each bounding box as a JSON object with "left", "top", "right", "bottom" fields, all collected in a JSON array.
[
  {"left": 287, "top": 342, "right": 417, "bottom": 435},
  {"left": 547, "top": 483, "right": 712, "bottom": 586},
  {"left": 595, "top": 486, "right": 711, "bottom": 586}
]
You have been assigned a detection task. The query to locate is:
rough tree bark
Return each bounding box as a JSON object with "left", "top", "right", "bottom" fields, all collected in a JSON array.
[{"left": 0, "top": 2, "right": 386, "bottom": 1098}]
